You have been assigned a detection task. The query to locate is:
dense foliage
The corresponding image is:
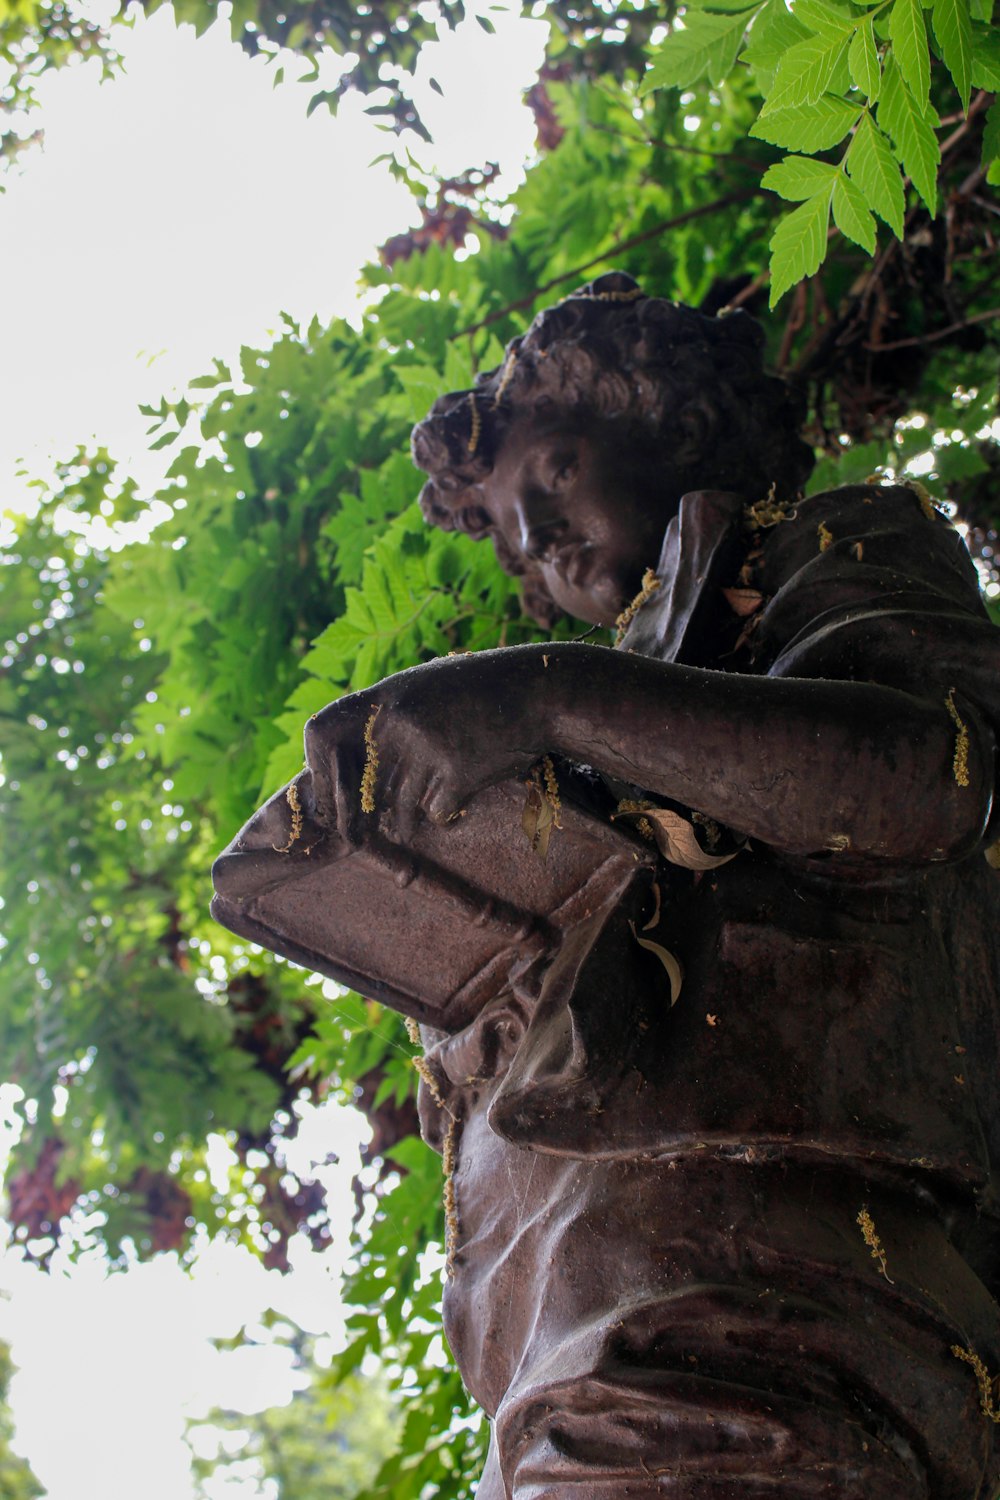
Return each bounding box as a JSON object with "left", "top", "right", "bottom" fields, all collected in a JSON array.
[
  {"left": 644, "top": 0, "right": 1000, "bottom": 301},
  {"left": 1, "top": 1, "right": 998, "bottom": 1495}
]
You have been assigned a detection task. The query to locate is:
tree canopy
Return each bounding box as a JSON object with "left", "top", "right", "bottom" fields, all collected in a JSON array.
[{"left": 1, "top": 1, "right": 998, "bottom": 1495}]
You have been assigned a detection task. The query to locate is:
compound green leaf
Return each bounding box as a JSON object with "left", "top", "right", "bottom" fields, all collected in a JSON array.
[
  {"left": 763, "top": 31, "right": 851, "bottom": 109},
  {"left": 640, "top": 7, "right": 759, "bottom": 91},
  {"left": 848, "top": 15, "right": 881, "bottom": 99},
  {"left": 931, "top": 0, "right": 972, "bottom": 109},
  {"left": 761, "top": 154, "right": 838, "bottom": 199},
  {"left": 970, "top": 20, "right": 1000, "bottom": 86},
  {"left": 846, "top": 110, "right": 906, "bottom": 235},
  {"left": 832, "top": 169, "right": 878, "bottom": 252},
  {"left": 768, "top": 187, "right": 834, "bottom": 306},
  {"left": 878, "top": 57, "right": 940, "bottom": 213},
  {"left": 889, "top": 0, "right": 930, "bottom": 107},
  {"left": 750, "top": 94, "right": 861, "bottom": 149}
]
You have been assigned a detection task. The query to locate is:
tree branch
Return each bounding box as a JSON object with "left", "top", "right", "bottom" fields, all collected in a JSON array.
[
  {"left": 864, "top": 307, "right": 1000, "bottom": 353},
  {"left": 449, "top": 189, "right": 756, "bottom": 342}
]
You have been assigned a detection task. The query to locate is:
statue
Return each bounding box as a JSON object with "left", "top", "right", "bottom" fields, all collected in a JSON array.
[{"left": 212, "top": 273, "right": 1000, "bottom": 1498}]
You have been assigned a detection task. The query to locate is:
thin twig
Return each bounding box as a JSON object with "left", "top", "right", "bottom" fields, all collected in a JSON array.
[
  {"left": 448, "top": 190, "right": 755, "bottom": 341},
  {"left": 590, "top": 120, "right": 767, "bottom": 173},
  {"left": 865, "top": 306, "right": 1000, "bottom": 352},
  {"left": 938, "top": 90, "right": 992, "bottom": 161},
  {"left": 725, "top": 268, "right": 770, "bottom": 309}
]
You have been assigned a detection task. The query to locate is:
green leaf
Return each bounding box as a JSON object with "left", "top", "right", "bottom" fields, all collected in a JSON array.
[
  {"left": 889, "top": 0, "right": 930, "bottom": 107},
  {"left": 742, "top": 0, "right": 811, "bottom": 81},
  {"left": 640, "top": 7, "right": 759, "bottom": 92},
  {"left": 846, "top": 111, "right": 906, "bottom": 236},
  {"left": 970, "top": 0, "right": 992, "bottom": 17},
  {"left": 878, "top": 56, "right": 941, "bottom": 212},
  {"left": 768, "top": 187, "right": 833, "bottom": 306},
  {"left": 686, "top": 0, "right": 769, "bottom": 11},
  {"left": 750, "top": 94, "right": 861, "bottom": 149},
  {"left": 832, "top": 169, "right": 877, "bottom": 251},
  {"left": 763, "top": 31, "right": 851, "bottom": 109},
  {"left": 761, "top": 154, "right": 838, "bottom": 199},
  {"left": 969, "top": 20, "right": 1000, "bottom": 86},
  {"left": 791, "top": 0, "right": 857, "bottom": 37},
  {"left": 931, "top": 0, "right": 972, "bottom": 109},
  {"left": 982, "top": 98, "right": 1000, "bottom": 169},
  {"left": 848, "top": 15, "right": 881, "bottom": 99}
]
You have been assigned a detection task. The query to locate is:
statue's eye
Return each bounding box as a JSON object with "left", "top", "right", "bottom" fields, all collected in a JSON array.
[
  {"left": 458, "top": 504, "right": 493, "bottom": 538},
  {"left": 552, "top": 458, "right": 578, "bottom": 488}
]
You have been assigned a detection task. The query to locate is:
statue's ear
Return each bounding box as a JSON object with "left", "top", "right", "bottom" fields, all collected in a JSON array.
[{"left": 673, "top": 396, "right": 720, "bottom": 466}]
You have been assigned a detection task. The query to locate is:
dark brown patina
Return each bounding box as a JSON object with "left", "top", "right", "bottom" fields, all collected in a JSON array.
[{"left": 213, "top": 273, "right": 1000, "bottom": 1498}]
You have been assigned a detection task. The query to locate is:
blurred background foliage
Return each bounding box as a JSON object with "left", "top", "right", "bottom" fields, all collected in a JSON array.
[
  {"left": 1, "top": 0, "right": 998, "bottom": 1494},
  {"left": 187, "top": 1316, "right": 402, "bottom": 1499}
]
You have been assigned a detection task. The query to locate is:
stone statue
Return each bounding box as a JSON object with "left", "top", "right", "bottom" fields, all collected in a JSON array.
[{"left": 213, "top": 273, "right": 1000, "bottom": 1497}]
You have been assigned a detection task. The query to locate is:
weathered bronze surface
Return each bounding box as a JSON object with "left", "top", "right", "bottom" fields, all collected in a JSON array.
[{"left": 213, "top": 273, "right": 1000, "bottom": 1497}]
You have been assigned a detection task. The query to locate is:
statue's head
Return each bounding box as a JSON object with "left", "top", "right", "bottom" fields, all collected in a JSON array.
[{"left": 411, "top": 271, "right": 814, "bottom": 627}]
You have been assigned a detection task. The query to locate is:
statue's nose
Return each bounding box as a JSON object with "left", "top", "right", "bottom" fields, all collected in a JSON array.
[{"left": 514, "top": 493, "right": 567, "bottom": 560}]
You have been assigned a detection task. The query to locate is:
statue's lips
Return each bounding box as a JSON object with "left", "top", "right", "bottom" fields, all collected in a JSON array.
[{"left": 545, "top": 540, "right": 594, "bottom": 587}]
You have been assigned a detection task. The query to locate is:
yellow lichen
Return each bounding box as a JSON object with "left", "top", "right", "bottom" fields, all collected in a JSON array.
[
  {"left": 951, "top": 1345, "right": 1000, "bottom": 1422},
  {"left": 745, "top": 485, "right": 797, "bottom": 531},
  {"left": 857, "top": 1207, "right": 893, "bottom": 1283},
  {"left": 907, "top": 479, "right": 938, "bottom": 521},
  {"left": 492, "top": 347, "right": 518, "bottom": 408},
  {"left": 442, "top": 1115, "right": 461, "bottom": 1277},
  {"left": 272, "top": 782, "right": 304, "bottom": 853},
  {"left": 466, "top": 392, "right": 481, "bottom": 456},
  {"left": 817, "top": 521, "right": 834, "bottom": 552},
  {"left": 360, "top": 705, "right": 381, "bottom": 814},
  {"left": 614, "top": 797, "right": 657, "bottom": 844},
  {"left": 614, "top": 567, "right": 660, "bottom": 644},
  {"left": 946, "top": 688, "right": 971, "bottom": 789},
  {"left": 412, "top": 1054, "right": 449, "bottom": 1113}
]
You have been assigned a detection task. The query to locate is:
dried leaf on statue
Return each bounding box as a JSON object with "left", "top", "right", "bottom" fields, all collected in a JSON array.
[
  {"left": 642, "top": 880, "right": 662, "bottom": 932},
  {"left": 642, "top": 808, "right": 744, "bottom": 871},
  {"left": 522, "top": 774, "right": 555, "bottom": 860},
  {"left": 722, "top": 587, "right": 764, "bottom": 618},
  {"left": 630, "top": 920, "right": 683, "bottom": 1006}
]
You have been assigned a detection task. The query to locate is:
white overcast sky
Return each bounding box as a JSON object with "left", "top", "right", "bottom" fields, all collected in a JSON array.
[
  {"left": 0, "top": 4, "right": 544, "bottom": 1496},
  {"left": 1, "top": 0, "right": 545, "bottom": 505}
]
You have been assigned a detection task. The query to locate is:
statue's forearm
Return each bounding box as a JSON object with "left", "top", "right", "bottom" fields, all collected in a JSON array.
[{"left": 495, "top": 643, "right": 994, "bottom": 862}]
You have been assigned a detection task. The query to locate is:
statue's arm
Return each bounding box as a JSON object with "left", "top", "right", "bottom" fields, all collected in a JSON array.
[
  {"left": 531, "top": 642, "right": 993, "bottom": 862},
  {"left": 306, "top": 640, "right": 995, "bottom": 864}
]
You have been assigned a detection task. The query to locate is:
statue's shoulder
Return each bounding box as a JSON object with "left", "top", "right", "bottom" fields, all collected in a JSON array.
[{"left": 754, "top": 481, "right": 984, "bottom": 615}]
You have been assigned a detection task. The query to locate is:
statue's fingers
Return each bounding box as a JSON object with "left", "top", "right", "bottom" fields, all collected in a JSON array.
[
  {"left": 304, "top": 709, "right": 357, "bottom": 845},
  {"left": 332, "top": 739, "right": 363, "bottom": 848},
  {"left": 424, "top": 771, "right": 464, "bottom": 826}
]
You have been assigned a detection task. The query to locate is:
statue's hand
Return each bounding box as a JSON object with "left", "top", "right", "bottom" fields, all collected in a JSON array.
[{"left": 304, "top": 650, "right": 544, "bottom": 844}]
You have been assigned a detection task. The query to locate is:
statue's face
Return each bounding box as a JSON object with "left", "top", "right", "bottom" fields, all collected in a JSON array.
[{"left": 477, "top": 412, "right": 673, "bottom": 627}]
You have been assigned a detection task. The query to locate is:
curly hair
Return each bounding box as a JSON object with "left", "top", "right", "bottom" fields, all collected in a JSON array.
[{"left": 411, "top": 271, "right": 815, "bottom": 622}]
